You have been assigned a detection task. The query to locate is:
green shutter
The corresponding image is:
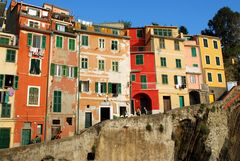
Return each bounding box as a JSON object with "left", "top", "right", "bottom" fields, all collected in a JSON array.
[
  {"left": 53, "top": 91, "right": 57, "bottom": 112},
  {"left": 131, "top": 74, "right": 136, "bottom": 81},
  {"left": 182, "top": 76, "right": 186, "bottom": 85},
  {"left": 79, "top": 81, "right": 82, "bottom": 92},
  {"left": 50, "top": 64, "right": 55, "bottom": 76},
  {"left": 103, "top": 83, "right": 107, "bottom": 93},
  {"left": 74, "top": 67, "right": 78, "bottom": 78},
  {"left": 13, "top": 76, "right": 19, "bottom": 89},
  {"left": 1, "top": 104, "right": 10, "bottom": 118},
  {"left": 0, "top": 128, "right": 10, "bottom": 149},
  {"left": 63, "top": 65, "right": 67, "bottom": 76},
  {"left": 53, "top": 91, "right": 61, "bottom": 112},
  {"left": 117, "top": 84, "right": 121, "bottom": 94},
  {"left": 95, "top": 82, "right": 98, "bottom": 93},
  {"left": 0, "top": 75, "right": 4, "bottom": 89},
  {"left": 174, "top": 75, "right": 178, "bottom": 85},
  {"left": 27, "top": 33, "right": 32, "bottom": 46},
  {"left": 108, "top": 83, "right": 112, "bottom": 93},
  {"left": 42, "top": 35, "right": 46, "bottom": 49},
  {"left": 191, "top": 47, "right": 196, "bottom": 57}
]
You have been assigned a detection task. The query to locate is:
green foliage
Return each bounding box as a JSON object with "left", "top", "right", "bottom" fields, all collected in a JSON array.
[
  {"left": 92, "top": 144, "right": 96, "bottom": 153},
  {"left": 159, "top": 124, "right": 164, "bottom": 133},
  {"left": 118, "top": 20, "right": 132, "bottom": 29},
  {"left": 146, "top": 123, "right": 152, "bottom": 132},
  {"left": 199, "top": 104, "right": 206, "bottom": 113},
  {"left": 199, "top": 123, "right": 210, "bottom": 135},
  {"left": 211, "top": 106, "right": 216, "bottom": 113},
  {"left": 151, "top": 22, "right": 159, "bottom": 26},
  {"left": 179, "top": 25, "right": 188, "bottom": 34}
]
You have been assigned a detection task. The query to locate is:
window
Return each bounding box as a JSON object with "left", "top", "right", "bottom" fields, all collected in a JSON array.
[
  {"left": 174, "top": 75, "right": 186, "bottom": 86},
  {"left": 193, "top": 64, "right": 198, "bottom": 67},
  {"left": 111, "top": 40, "right": 118, "bottom": 50},
  {"left": 66, "top": 117, "right": 72, "bottom": 125},
  {"left": 159, "top": 38, "right": 165, "bottom": 49},
  {"left": 160, "top": 57, "right": 167, "bottom": 67},
  {"left": 79, "top": 81, "right": 89, "bottom": 92},
  {"left": 190, "top": 75, "right": 196, "bottom": 83},
  {"left": 213, "top": 40, "right": 218, "bottom": 49},
  {"left": 1, "top": 104, "right": 11, "bottom": 118},
  {"left": 56, "top": 24, "right": 66, "bottom": 32},
  {"left": 203, "top": 38, "right": 208, "bottom": 47},
  {"left": 32, "top": 35, "right": 41, "bottom": 48},
  {"left": 154, "top": 29, "right": 172, "bottom": 37},
  {"left": 108, "top": 83, "right": 121, "bottom": 96},
  {"left": 68, "top": 38, "right": 75, "bottom": 51},
  {"left": 55, "top": 65, "right": 62, "bottom": 76},
  {"left": 28, "top": 86, "right": 40, "bottom": 106},
  {"left": 53, "top": 91, "right": 61, "bottom": 112},
  {"left": 162, "top": 75, "right": 168, "bottom": 84},
  {"left": 6, "top": 49, "right": 16, "bottom": 63},
  {"left": 191, "top": 47, "right": 197, "bottom": 57},
  {"left": 0, "top": 75, "right": 18, "bottom": 89},
  {"left": 216, "top": 57, "right": 220, "bottom": 66},
  {"left": 0, "top": 37, "right": 9, "bottom": 45},
  {"left": 56, "top": 36, "right": 63, "bottom": 48},
  {"left": 68, "top": 67, "right": 75, "bottom": 78},
  {"left": 176, "top": 59, "right": 182, "bottom": 68},
  {"left": 136, "top": 55, "right": 143, "bottom": 65},
  {"left": 174, "top": 40, "right": 180, "bottom": 50},
  {"left": 29, "top": 21, "right": 39, "bottom": 29},
  {"left": 37, "top": 124, "right": 42, "bottom": 135},
  {"left": 112, "top": 29, "right": 119, "bottom": 35},
  {"left": 81, "top": 58, "right": 88, "bottom": 69},
  {"left": 137, "top": 30, "right": 143, "bottom": 38},
  {"left": 81, "top": 25, "right": 87, "bottom": 30},
  {"left": 94, "top": 26, "right": 100, "bottom": 32},
  {"left": 29, "top": 59, "right": 41, "bottom": 75},
  {"left": 82, "top": 35, "right": 88, "bottom": 46},
  {"left": 140, "top": 75, "right": 147, "bottom": 89},
  {"left": 62, "top": 65, "right": 68, "bottom": 77},
  {"left": 207, "top": 73, "right": 212, "bottom": 82},
  {"left": 27, "top": 33, "right": 46, "bottom": 49},
  {"left": 98, "top": 60, "right": 105, "bottom": 71},
  {"left": 99, "top": 38, "right": 105, "bottom": 49},
  {"left": 112, "top": 61, "right": 119, "bottom": 72},
  {"left": 131, "top": 74, "right": 136, "bottom": 82},
  {"left": 217, "top": 73, "right": 223, "bottom": 82},
  {"left": 95, "top": 82, "right": 107, "bottom": 94},
  {"left": 205, "top": 55, "right": 210, "bottom": 64},
  {"left": 27, "top": 8, "right": 40, "bottom": 17}
]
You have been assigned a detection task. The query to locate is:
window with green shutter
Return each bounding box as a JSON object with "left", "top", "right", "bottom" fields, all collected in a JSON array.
[
  {"left": 193, "top": 64, "right": 198, "bottom": 67},
  {"left": 108, "top": 83, "right": 112, "bottom": 93},
  {"left": 62, "top": 65, "right": 68, "bottom": 76},
  {"left": 53, "top": 91, "right": 61, "bottom": 112},
  {"left": 50, "top": 64, "right": 55, "bottom": 76},
  {"left": 131, "top": 74, "right": 136, "bottom": 82},
  {"left": 0, "top": 75, "right": 4, "bottom": 88},
  {"left": 137, "top": 30, "right": 143, "bottom": 38},
  {"left": 162, "top": 74, "right": 168, "bottom": 84},
  {"left": 0, "top": 37, "right": 9, "bottom": 45},
  {"left": 160, "top": 57, "right": 166, "bottom": 67},
  {"left": 29, "top": 59, "right": 41, "bottom": 75},
  {"left": 206, "top": 56, "right": 210, "bottom": 64},
  {"left": 95, "top": 82, "right": 98, "bottom": 93},
  {"left": 41, "top": 35, "right": 46, "bottom": 49},
  {"left": 217, "top": 73, "right": 222, "bottom": 82},
  {"left": 74, "top": 67, "right": 78, "bottom": 78},
  {"left": 136, "top": 55, "right": 143, "bottom": 65},
  {"left": 140, "top": 75, "right": 147, "bottom": 89},
  {"left": 13, "top": 76, "right": 19, "bottom": 89},
  {"left": 82, "top": 35, "right": 88, "bottom": 46},
  {"left": 6, "top": 50, "right": 16, "bottom": 63},
  {"left": 27, "top": 33, "right": 32, "bottom": 46},
  {"left": 191, "top": 47, "right": 197, "bottom": 57},
  {"left": 95, "top": 82, "right": 106, "bottom": 93},
  {"left": 176, "top": 59, "right": 182, "bottom": 68},
  {"left": 56, "top": 36, "right": 63, "bottom": 48},
  {"left": 174, "top": 75, "right": 178, "bottom": 85},
  {"left": 207, "top": 73, "right": 212, "bottom": 82},
  {"left": 68, "top": 38, "right": 75, "bottom": 51},
  {"left": 1, "top": 104, "right": 11, "bottom": 118},
  {"left": 117, "top": 83, "right": 121, "bottom": 94}
]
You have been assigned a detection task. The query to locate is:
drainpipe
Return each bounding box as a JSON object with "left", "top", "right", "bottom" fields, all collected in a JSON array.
[{"left": 76, "top": 31, "right": 81, "bottom": 134}]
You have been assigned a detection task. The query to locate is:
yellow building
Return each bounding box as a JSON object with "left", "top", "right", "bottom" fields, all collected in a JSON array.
[
  {"left": 0, "top": 32, "right": 18, "bottom": 149},
  {"left": 146, "top": 26, "right": 189, "bottom": 112},
  {"left": 195, "top": 35, "right": 226, "bottom": 103}
]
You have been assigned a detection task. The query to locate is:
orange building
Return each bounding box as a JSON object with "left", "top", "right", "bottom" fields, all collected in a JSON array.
[{"left": 6, "top": 0, "right": 51, "bottom": 146}]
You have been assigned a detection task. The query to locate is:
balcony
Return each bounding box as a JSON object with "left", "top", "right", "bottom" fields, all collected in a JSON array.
[
  {"left": 52, "top": 12, "right": 72, "bottom": 22},
  {"left": 186, "top": 66, "right": 201, "bottom": 74},
  {"left": 20, "top": 8, "right": 49, "bottom": 21},
  {"left": 130, "top": 46, "right": 153, "bottom": 53},
  {"left": 131, "top": 82, "right": 156, "bottom": 90},
  {"left": 29, "top": 47, "right": 44, "bottom": 59}
]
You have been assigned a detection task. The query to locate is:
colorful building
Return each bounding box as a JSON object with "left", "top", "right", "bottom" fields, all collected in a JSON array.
[
  {"left": 194, "top": 35, "right": 226, "bottom": 103},
  {"left": 128, "top": 27, "right": 159, "bottom": 114},
  {"left": 6, "top": 0, "right": 51, "bottom": 146},
  {"left": 75, "top": 22, "right": 130, "bottom": 130},
  {"left": 0, "top": 32, "right": 18, "bottom": 149}
]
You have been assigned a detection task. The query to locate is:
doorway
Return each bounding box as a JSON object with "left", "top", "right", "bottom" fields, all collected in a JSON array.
[
  {"left": 21, "top": 129, "right": 31, "bottom": 145},
  {"left": 179, "top": 96, "right": 185, "bottom": 108},
  {"left": 85, "top": 112, "right": 92, "bottom": 128},
  {"left": 0, "top": 128, "right": 10, "bottom": 149},
  {"left": 51, "top": 126, "right": 61, "bottom": 140},
  {"left": 163, "top": 96, "right": 171, "bottom": 112},
  {"left": 100, "top": 107, "right": 110, "bottom": 121}
]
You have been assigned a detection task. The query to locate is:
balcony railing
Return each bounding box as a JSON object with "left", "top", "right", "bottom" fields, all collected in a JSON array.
[
  {"left": 131, "top": 82, "right": 156, "bottom": 90},
  {"left": 186, "top": 66, "right": 201, "bottom": 74},
  {"left": 130, "top": 46, "right": 153, "bottom": 52},
  {"left": 52, "top": 12, "right": 72, "bottom": 22}
]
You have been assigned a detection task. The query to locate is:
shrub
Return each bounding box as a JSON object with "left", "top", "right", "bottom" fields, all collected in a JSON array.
[
  {"left": 146, "top": 124, "right": 152, "bottom": 131},
  {"left": 199, "top": 123, "right": 210, "bottom": 135},
  {"left": 159, "top": 124, "right": 164, "bottom": 133},
  {"left": 211, "top": 106, "right": 216, "bottom": 112}
]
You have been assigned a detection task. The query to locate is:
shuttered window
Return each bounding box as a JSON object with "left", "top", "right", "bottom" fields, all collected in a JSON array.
[
  {"left": 53, "top": 91, "right": 61, "bottom": 112},
  {"left": 136, "top": 55, "right": 143, "bottom": 65},
  {"left": 191, "top": 47, "right": 197, "bottom": 57},
  {"left": 1, "top": 104, "right": 11, "bottom": 118},
  {"left": 82, "top": 35, "right": 88, "bottom": 46},
  {"left": 176, "top": 59, "right": 182, "bottom": 68},
  {"left": 56, "top": 36, "right": 63, "bottom": 48},
  {"left": 42, "top": 35, "right": 46, "bottom": 49},
  {"left": 140, "top": 75, "right": 147, "bottom": 89},
  {"left": 28, "top": 87, "right": 40, "bottom": 106},
  {"left": 6, "top": 49, "right": 16, "bottom": 63},
  {"left": 68, "top": 38, "right": 75, "bottom": 51}
]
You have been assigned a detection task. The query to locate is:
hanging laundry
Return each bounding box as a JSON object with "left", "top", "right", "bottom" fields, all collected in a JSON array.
[
  {"left": 4, "top": 91, "right": 9, "bottom": 103},
  {"left": 9, "top": 87, "right": 15, "bottom": 97}
]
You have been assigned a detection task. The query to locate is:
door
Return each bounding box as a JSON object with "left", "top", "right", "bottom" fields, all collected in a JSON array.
[
  {"left": 51, "top": 126, "right": 61, "bottom": 140},
  {"left": 179, "top": 96, "right": 185, "bottom": 108},
  {"left": 131, "top": 100, "right": 134, "bottom": 115},
  {"left": 120, "top": 106, "right": 126, "bottom": 116},
  {"left": 163, "top": 96, "right": 171, "bottom": 112},
  {"left": 22, "top": 129, "right": 31, "bottom": 145},
  {"left": 209, "top": 94, "right": 215, "bottom": 103},
  {"left": 85, "top": 112, "right": 92, "bottom": 128},
  {"left": 0, "top": 128, "right": 10, "bottom": 149},
  {"left": 100, "top": 107, "right": 110, "bottom": 121}
]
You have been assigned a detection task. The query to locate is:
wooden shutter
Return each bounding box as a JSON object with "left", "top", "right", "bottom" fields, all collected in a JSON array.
[
  {"left": 27, "top": 33, "right": 32, "bottom": 46},
  {"left": 0, "top": 128, "right": 10, "bottom": 149},
  {"left": 63, "top": 65, "right": 67, "bottom": 76},
  {"left": 13, "top": 76, "right": 19, "bottom": 89},
  {"left": 117, "top": 84, "right": 121, "bottom": 94},
  {"left": 103, "top": 83, "right": 107, "bottom": 93},
  {"left": 95, "top": 82, "right": 98, "bottom": 93},
  {"left": 0, "top": 75, "right": 4, "bottom": 88},
  {"left": 50, "top": 64, "right": 55, "bottom": 76},
  {"left": 191, "top": 47, "right": 196, "bottom": 57},
  {"left": 74, "top": 67, "right": 78, "bottom": 78},
  {"left": 42, "top": 35, "right": 46, "bottom": 49},
  {"left": 79, "top": 81, "right": 82, "bottom": 92},
  {"left": 108, "top": 83, "right": 112, "bottom": 93},
  {"left": 174, "top": 75, "right": 178, "bottom": 85}
]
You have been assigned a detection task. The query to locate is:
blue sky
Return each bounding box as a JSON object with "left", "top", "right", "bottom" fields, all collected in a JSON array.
[{"left": 7, "top": 0, "right": 240, "bottom": 34}]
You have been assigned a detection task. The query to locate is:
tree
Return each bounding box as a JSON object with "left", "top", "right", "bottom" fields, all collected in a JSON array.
[
  {"left": 118, "top": 20, "right": 132, "bottom": 29},
  {"left": 179, "top": 26, "right": 188, "bottom": 34}
]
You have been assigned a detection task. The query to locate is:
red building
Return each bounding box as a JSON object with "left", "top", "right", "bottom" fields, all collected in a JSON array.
[
  {"left": 6, "top": 0, "right": 51, "bottom": 146},
  {"left": 128, "top": 28, "right": 159, "bottom": 114}
]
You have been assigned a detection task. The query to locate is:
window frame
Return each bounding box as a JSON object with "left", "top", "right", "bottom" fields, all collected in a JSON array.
[
  {"left": 98, "top": 60, "right": 105, "bottom": 71},
  {"left": 159, "top": 38, "right": 165, "bottom": 49},
  {"left": 203, "top": 38, "right": 208, "bottom": 48},
  {"left": 68, "top": 38, "right": 76, "bottom": 51},
  {"left": 207, "top": 72, "right": 213, "bottom": 82},
  {"left": 217, "top": 73, "right": 223, "bottom": 83},
  {"left": 27, "top": 86, "right": 40, "bottom": 107},
  {"left": 176, "top": 59, "right": 182, "bottom": 68},
  {"left": 98, "top": 38, "right": 105, "bottom": 49},
  {"left": 56, "top": 35, "right": 63, "bottom": 48},
  {"left": 81, "top": 57, "right": 88, "bottom": 69},
  {"left": 137, "top": 29, "right": 143, "bottom": 38},
  {"left": 216, "top": 56, "right": 220, "bottom": 66},
  {"left": 160, "top": 57, "right": 167, "bottom": 67},
  {"left": 136, "top": 54, "right": 144, "bottom": 65},
  {"left": 81, "top": 35, "right": 89, "bottom": 46},
  {"left": 162, "top": 74, "right": 168, "bottom": 84},
  {"left": 29, "top": 58, "right": 41, "bottom": 76},
  {"left": 213, "top": 40, "right": 218, "bottom": 49},
  {"left": 112, "top": 61, "right": 119, "bottom": 72},
  {"left": 205, "top": 55, "right": 210, "bottom": 64},
  {"left": 191, "top": 47, "right": 197, "bottom": 57},
  {"left": 6, "top": 49, "right": 16, "bottom": 63},
  {"left": 174, "top": 40, "right": 180, "bottom": 51},
  {"left": 28, "top": 20, "right": 40, "bottom": 29},
  {"left": 111, "top": 40, "right": 118, "bottom": 51}
]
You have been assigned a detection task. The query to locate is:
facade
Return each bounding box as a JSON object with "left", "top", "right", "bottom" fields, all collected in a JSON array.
[
  {"left": 43, "top": 4, "right": 78, "bottom": 141},
  {"left": 0, "top": 32, "right": 18, "bottom": 149},
  {"left": 146, "top": 26, "right": 189, "bottom": 112},
  {"left": 6, "top": 1, "right": 51, "bottom": 146},
  {"left": 75, "top": 22, "right": 130, "bottom": 130},
  {"left": 128, "top": 27, "right": 159, "bottom": 114},
  {"left": 183, "top": 36, "right": 207, "bottom": 105},
  {"left": 194, "top": 35, "right": 226, "bottom": 103}
]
